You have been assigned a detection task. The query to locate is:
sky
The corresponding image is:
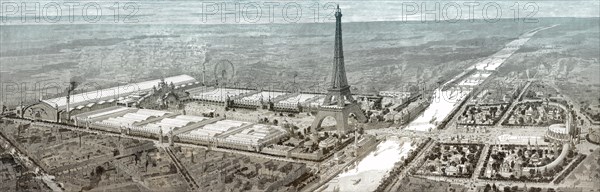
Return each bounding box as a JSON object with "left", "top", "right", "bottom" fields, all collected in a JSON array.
[{"left": 0, "top": 0, "right": 599, "bottom": 25}]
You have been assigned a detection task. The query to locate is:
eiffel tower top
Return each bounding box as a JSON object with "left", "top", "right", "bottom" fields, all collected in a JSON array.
[{"left": 330, "top": 4, "right": 348, "bottom": 90}]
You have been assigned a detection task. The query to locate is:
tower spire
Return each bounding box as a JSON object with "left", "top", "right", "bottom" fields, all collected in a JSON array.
[
  {"left": 312, "top": 4, "right": 367, "bottom": 135},
  {"left": 331, "top": 4, "right": 347, "bottom": 90},
  {"left": 322, "top": 4, "right": 353, "bottom": 107}
]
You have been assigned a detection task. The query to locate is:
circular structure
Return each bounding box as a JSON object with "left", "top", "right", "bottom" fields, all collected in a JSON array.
[
  {"left": 545, "top": 124, "right": 571, "bottom": 143},
  {"left": 213, "top": 59, "right": 235, "bottom": 84},
  {"left": 587, "top": 128, "right": 600, "bottom": 145},
  {"left": 549, "top": 124, "right": 568, "bottom": 134}
]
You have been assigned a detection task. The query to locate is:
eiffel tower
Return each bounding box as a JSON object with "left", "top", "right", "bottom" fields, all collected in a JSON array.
[{"left": 311, "top": 5, "right": 368, "bottom": 135}]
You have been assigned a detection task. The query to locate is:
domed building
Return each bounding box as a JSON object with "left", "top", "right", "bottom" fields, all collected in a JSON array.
[
  {"left": 545, "top": 104, "right": 578, "bottom": 144},
  {"left": 545, "top": 124, "right": 572, "bottom": 143}
]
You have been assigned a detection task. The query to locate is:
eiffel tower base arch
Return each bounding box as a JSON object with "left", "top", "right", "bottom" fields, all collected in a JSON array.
[{"left": 311, "top": 103, "right": 367, "bottom": 135}]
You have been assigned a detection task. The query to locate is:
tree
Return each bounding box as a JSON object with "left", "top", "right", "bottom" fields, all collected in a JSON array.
[
  {"left": 95, "top": 166, "right": 105, "bottom": 175},
  {"left": 484, "top": 184, "right": 492, "bottom": 192},
  {"left": 511, "top": 186, "right": 518, "bottom": 191},
  {"left": 428, "top": 165, "right": 436, "bottom": 172}
]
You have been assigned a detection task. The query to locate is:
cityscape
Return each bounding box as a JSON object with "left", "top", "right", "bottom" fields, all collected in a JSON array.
[{"left": 1, "top": 1, "right": 599, "bottom": 192}]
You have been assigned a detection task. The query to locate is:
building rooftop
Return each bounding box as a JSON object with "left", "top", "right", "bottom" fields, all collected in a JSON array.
[
  {"left": 240, "top": 91, "right": 287, "bottom": 102},
  {"left": 189, "top": 88, "right": 252, "bottom": 102},
  {"left": 42, "top": 74, "right": 197, "bottom": 111}
]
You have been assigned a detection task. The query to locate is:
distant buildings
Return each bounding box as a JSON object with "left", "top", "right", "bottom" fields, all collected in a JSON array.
[
  {"left": 379, "top": 91, "right": 411, "bottom": 99},
  {"left": 258, "top": 161, "right": 307, "bottom": 191},
  {"left": 20, "top": 75, "right": 198, "bottom": 123},
  {"left": 71, "top": 106, "right": 288, "bottom": 151},
  {"left": 384, "top": 98, "right": 430, "bottom": 125}
]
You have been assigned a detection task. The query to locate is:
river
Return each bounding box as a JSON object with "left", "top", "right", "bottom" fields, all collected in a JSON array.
[{"left": 323, "top": 137, "right": 413, "bottom": 192}]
